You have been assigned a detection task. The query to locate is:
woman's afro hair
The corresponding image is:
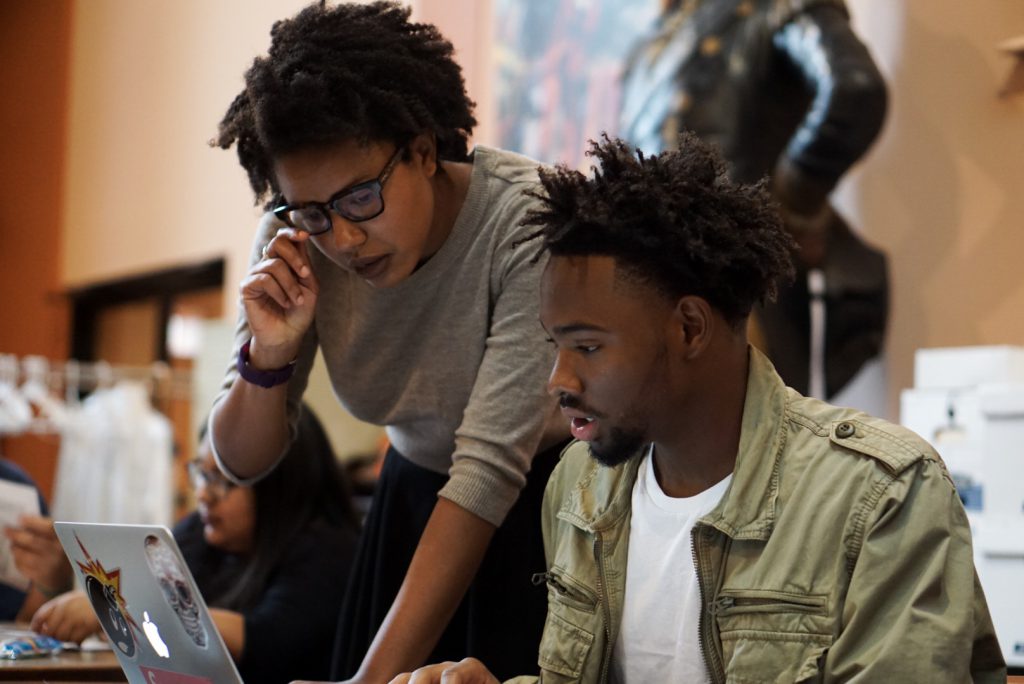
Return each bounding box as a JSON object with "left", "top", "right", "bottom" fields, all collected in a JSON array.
[{"left": 212, "top": 1, "right": 477, "bottom": 205}]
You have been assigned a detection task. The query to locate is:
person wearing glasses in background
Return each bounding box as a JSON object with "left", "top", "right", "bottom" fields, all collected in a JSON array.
[
  {"left": 208, "top": 2, "right": 568, "bottom": 682},
  {"left": 26, "top": 406, "right": 359, "bottom": 684}
]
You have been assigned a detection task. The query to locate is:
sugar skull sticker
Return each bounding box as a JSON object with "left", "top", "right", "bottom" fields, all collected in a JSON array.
[{"left": 143, "top": 535, "right": 207, "bottom": 648}]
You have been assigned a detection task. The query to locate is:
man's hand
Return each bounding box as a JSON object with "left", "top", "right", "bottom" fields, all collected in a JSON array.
[
  {"left": 4, "top": 514, "right": 73, "bottom": 597},
  {"left": 387, "top": 658, "right": 500, "bottom": 684}
]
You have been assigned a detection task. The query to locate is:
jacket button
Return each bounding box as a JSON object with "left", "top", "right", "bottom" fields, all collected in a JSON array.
[{"left": 835, "top": 422, "right": 856, "bottom": 438}]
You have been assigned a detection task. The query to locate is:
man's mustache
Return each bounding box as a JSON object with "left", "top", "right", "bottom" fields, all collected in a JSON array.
[{"left": 559, "top": 393, "right": 601, "bottom": 418}]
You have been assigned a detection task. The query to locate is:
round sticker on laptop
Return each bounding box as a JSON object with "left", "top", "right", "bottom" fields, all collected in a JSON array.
[
  {"left": 143, "top": 535, "right": 208, "bottom": 648},
  {"left": 84, "top": 573, "right": 137, "bottom": 657}
]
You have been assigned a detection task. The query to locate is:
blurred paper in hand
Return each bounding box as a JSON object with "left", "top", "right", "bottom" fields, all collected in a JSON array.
[{"left": 0, "top": 478, "right": 41, "bottom": 591}]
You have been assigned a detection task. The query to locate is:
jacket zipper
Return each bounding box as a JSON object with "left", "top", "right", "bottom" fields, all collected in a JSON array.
[
  {"left": 693, "top": 524, "right": 726, "bottom": 684},
  {"left": 594, "top": 534, "right": 613, "bottom": 684},
  {"left": 530, "top": 570, "right": 596, "bottom": 607},
  {"left": 693, "top": 527, "right": 711, "bottom": 682},
  {"left": 708, "top": 593, "right": 825, "bottom": 615}
]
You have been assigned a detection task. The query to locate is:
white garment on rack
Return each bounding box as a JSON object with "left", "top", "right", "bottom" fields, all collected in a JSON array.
[
  {"left": 0, "top": 383, "right": 32, "bottom": 435},
  {"left": 52, "top": 381, "right": 173, "bottom": 526}
]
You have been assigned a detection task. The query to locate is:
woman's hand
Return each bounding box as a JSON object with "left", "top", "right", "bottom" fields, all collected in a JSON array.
[
  {"left": 240, "top": 228, "right": 320, "bottom": 368},
  {"left": 30, "top": 590, "right": 101, "bottom": 644},
  {"left": 4, "top": 514, "right": 73, "bottom": 597}
]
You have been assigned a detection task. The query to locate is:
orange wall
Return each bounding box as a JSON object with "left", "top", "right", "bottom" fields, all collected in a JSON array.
[
  {"left": 0, "top": 0, "right": 73, "bottom": 497},
  {"left": 59, "top": 0, "right": 310, "bottom": 309}
]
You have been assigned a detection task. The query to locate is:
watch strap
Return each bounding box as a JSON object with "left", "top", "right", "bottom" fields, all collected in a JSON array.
[{"left": 237, "top": 340, "right": 296, "bottom": 388}]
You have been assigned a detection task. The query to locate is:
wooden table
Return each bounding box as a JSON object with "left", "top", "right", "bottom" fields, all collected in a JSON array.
[
  {"left": 0, "top": 648, "right": 125, "bottom": 682},
  {"left": 0, "top": 623, "right": 125, "bottom": 683}
]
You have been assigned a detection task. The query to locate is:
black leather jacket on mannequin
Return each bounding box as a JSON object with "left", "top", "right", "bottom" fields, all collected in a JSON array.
[{"left": 621, "top": 0, "right": 889, "bottom": 398}]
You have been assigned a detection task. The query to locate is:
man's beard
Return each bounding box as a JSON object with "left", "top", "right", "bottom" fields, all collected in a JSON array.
[
  {"left": 559, "top": 392, "right": 649, "bottom": 467},
  {"left": 589, "top": 426, "right": 646, "bottom": 468}
]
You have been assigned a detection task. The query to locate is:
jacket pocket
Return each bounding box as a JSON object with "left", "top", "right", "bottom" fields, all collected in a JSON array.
[
  {"left": 536, "top": 610, "right": 595, "bottom": 681},
  {"left": 533, "top": 568, "right": 599, "bottom": 681},
  {"left": 712, "top": 589, "right": 832, "bottom": 684}
]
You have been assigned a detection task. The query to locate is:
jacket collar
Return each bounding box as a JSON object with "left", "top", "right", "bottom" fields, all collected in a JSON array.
[
  {"left": 558, "top": 347, "right": 788, "bottom": 540},
  {"left": 702, "top": 346, "right": 788, "bottom": 540}
]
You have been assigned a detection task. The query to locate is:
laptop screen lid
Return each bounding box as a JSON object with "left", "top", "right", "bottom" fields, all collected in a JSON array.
[{"left": 53, "top": 521, "right": 243, "bottom": 684}]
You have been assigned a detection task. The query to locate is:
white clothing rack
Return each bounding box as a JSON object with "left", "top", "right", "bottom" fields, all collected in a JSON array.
[{"left": 0, "top": 353, "right": 190, "bottom": 436}]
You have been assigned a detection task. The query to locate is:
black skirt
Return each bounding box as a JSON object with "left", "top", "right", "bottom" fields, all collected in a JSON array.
[{"left": 331, "top": 441, "right": 563, "bottom": 680}]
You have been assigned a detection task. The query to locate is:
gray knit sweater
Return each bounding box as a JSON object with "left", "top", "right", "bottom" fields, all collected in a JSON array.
[{"left": 218, "top": 146, "right": 560, "bottom": 526}]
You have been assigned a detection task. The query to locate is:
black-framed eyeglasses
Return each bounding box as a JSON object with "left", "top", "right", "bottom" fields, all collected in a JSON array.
[
  {"left": 273, "top": 146, "right": 405, "bottom": 235},
  {"left": 187, "top": 460, "right": 236, "bottom": 499}
]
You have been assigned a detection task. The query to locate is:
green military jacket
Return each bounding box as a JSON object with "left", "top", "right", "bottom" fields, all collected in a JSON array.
[{"left": 513, "top": 349, "right": 1005, "bottom": 683}]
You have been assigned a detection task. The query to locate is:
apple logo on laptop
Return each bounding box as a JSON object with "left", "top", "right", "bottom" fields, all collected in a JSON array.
[{"left": 142, "top": 611, "right": 171, "bottom": 658}]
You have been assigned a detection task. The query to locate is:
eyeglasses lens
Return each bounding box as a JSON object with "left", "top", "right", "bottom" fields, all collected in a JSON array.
[
  {"left": 285, "top": 207, "right": 332, "bottom": 235},
  {"left": 188, "top": 462, "right": 231, "bottom": 498},
  {"left": 334, "top": 186, "right": 383, "bottom": 221}
]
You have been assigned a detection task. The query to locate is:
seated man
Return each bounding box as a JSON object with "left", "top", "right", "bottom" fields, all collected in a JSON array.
[{"left": 394, "top": 134, "right": 1005, "bottom": 682}]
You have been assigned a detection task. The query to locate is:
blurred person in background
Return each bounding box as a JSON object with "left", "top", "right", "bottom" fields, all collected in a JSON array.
[{"left": 23, "top": 406, "right": 359, "bottom": 684}]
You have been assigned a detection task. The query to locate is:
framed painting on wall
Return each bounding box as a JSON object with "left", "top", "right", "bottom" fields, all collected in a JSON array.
[{"left": 493, "top": 0, "right": 659, "bottom": 169}]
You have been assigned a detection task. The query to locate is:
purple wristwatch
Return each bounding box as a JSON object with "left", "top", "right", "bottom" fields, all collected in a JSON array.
[{"left": 236, "top": 340, "right": 296, "bottom": 388}]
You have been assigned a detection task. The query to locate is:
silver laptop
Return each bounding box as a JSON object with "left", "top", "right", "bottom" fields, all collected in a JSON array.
[{"left": 54, "top": 521, "right": 243, "bottom": 684}]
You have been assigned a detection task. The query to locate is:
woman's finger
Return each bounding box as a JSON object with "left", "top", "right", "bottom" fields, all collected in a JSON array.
[
  {"left": 242, "top": 274, "right": 301, "bottom": 316},
  {"left": 264, "top": 229, "right": 313, "bottom": 282},
  {"left": 260, "top": 257, "right": 311, "bottom": 306}
]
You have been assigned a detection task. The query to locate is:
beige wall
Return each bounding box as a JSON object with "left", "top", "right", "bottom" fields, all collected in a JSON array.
[
  {"left": 60, "top": 0, "right": 491, "bottom": 306},
  {"left": 57, "top": 0, "right": 1024, "bottom": 423},
  {"left": 416, "top": 0, "right": 496, "bottom": 146},
  {"left": 62, "top": 0, "right": 308, "bottom": 304},
  {"left": 839, "top": 0, "right": 1024, "bottom": 415}
]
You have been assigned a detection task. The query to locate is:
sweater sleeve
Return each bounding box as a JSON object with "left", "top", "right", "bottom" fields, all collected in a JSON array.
[{"left": 437, "top": 182, "right": 560, "bottom": 527}]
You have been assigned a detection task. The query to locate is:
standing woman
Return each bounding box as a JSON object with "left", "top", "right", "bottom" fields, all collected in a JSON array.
[{"left": 208, "top": 2, "right": 567, "bottom": 682}]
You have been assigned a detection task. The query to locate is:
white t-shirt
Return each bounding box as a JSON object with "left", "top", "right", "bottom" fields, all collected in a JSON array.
[{"left": 611, "top": 447, "right": 732, "bottom": 684}]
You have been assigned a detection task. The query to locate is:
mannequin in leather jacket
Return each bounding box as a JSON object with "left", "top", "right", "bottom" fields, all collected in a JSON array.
[{"left": 620, "top": 0, "right": 888, "bottom": 398}]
